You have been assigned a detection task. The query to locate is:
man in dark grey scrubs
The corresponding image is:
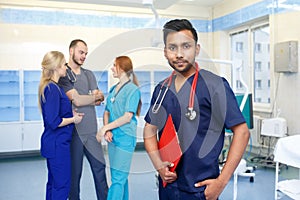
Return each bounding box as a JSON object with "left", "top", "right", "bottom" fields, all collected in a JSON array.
[{"left": 58, "top": 39, "right": 108, "bottom": 200}]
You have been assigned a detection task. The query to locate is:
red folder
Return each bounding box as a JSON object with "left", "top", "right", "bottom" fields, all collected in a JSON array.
[{"left": 158, "top": 114, "right": 182, "bottom": 187}]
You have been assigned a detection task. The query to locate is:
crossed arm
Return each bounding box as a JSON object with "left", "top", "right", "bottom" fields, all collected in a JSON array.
[{"left": 66, "top": 88, "right": 104, "bottom": 107}]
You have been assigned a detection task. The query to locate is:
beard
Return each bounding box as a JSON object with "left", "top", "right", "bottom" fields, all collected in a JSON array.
[
  {"left": 168, "top": 60, "right": 194, "bottom": 74},
  {"left": 72, "top": 54, "right": 83, "bottom": 66}
]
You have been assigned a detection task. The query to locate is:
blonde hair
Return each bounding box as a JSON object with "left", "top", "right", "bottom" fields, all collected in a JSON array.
[
  {"left": 38, "top": 51, "right": 65, "bottom": 111},
  {"left": 115, "top": 56, "right": 142, "bottom": 116}
]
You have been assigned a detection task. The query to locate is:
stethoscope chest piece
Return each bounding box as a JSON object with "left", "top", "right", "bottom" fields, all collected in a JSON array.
[
  {"left": 185, "top": 107, "right": 197, "bottom": 121},
  {"left": 110, "top": 97, "right": 115, "bottom": 103}
]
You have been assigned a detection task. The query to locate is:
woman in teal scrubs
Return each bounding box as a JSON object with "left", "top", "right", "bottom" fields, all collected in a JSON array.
[
  {"left": 96, "top": 56, "right": 141, "bottom": 200},
  {"left": 38, "top": 51, "right": 84, "bottom": 200}
]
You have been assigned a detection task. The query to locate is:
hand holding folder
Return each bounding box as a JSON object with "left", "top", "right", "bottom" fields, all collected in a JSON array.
[{"left": 158, "top": 114, "right": 182, "bottom": 187}]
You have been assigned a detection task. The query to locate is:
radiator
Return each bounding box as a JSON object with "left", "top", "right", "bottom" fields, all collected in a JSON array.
[{"left": 250, "top": 115, "right": 263, "bottom": 147}]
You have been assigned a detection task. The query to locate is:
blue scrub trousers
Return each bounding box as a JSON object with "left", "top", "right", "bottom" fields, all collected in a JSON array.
[
  {"left": 46, "top": 155, "right": 71, "bottom": 200},
  {"left": 69, "top": 130, "right": 108, "bottom": 200},
  {"left": 107, "top": 142, "right": 135, "bottom": 200},
  {"left": 159, "top": 181, "right": 207, "bottom": 200}
]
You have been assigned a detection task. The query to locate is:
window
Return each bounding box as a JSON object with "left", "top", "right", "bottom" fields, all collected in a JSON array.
[
  {"left": 255, "top": 61, "right": 262, "bottom": 71},
  {"left": 236, "top": 42, "right": 244, "bottom": 52},
  {"left": 255, "top": 98, "right": 262, "bottom": 102},
  {"left": 253, "top": 25, "right": 270, "bottom": 104},
  {"left": 255, "top": 80, "right": 262, "bottom": 89},
  {"left": 236, "top": 80, "right": 243, "bottom": 89},
  {"left": 231, "top": 30, "right": 249, "bottom": 93},
  {"left": 255, "top": 43, "right": 262, "bottom": 52},
  {"left": 230, "top": 23, "right": 270, "bottom": 108}
]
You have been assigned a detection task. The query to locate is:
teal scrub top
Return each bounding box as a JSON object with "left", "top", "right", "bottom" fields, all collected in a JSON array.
[{"left": 105, "top": 81, "right": 141, "bottom": 148}]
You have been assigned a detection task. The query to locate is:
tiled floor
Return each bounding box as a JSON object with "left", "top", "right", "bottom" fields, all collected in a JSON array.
[{"left": 0, "top": 150, "right": 297, "bottom": 200}]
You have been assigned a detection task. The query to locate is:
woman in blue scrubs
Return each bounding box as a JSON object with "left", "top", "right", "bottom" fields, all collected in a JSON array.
[
  {"left": 38, "top": 51, "right": 84, "bottom": 200},
  {"left": 96, "top": 56, "right": 141, "bottom": 200}
]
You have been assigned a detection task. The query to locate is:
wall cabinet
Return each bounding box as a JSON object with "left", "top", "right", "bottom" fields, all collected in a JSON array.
[
  {"left": 0, "top": 70, "right": 109, "bottom": 154},
  {"left": 0, "top": 70, "right": 20, "bottom": 122},
  {"left": 0, "top": 123, "right": 23, "bottom": 152},
  {"left": 0, "top": 70, "right": 42, "bottom": 154},
  {"left": 24, "top": 70, "right": 42, "bottom": 121}
]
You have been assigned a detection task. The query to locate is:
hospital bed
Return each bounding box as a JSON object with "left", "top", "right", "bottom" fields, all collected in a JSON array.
[{"left": 274, "top": 135, "right": 300, "bottom": 200}]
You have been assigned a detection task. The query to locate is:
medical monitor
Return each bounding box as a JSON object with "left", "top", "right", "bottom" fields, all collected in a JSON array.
[{"left": 235, "top": 93, "right": 253, "bottom": 129}]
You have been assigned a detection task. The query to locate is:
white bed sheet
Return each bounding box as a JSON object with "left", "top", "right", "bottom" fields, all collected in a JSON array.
[
  {"left": 277, "top": 179, "right": 300, "bottom": 199},
  {"left": 274, "top": 135, "right": 300, "bottom": 168},
  {"left": 273, "top": 135, "right": 300, "bottom": 199}
]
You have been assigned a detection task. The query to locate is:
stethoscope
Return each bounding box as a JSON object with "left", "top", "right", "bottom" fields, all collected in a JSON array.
[
  {"left": 66, "top": 64, "right": 93, "bottom": 95},
  {"left": 66, "top": 64, "right": 77, "bottom": 83},
  {"left": 110, "top": 80, "right": 130, "bottom": 103},
  {"left": 151, "top": 63, "right": 199, "bottom": 121}
]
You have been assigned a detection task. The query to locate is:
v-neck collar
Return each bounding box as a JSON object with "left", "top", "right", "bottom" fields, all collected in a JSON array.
[
  {"left": 110, "top": 80, "right": 130, "bottom": 103},
  {"left": 171, "top": 72, "right": 198, "bottom": 94}
]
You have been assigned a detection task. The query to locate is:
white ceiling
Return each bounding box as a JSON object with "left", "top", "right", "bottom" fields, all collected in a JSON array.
[
  {"left": 178, "top": 0, "right": 224, "bottom": 7},
  {"left": 43, "top": 0, "right": 224, "bottom": 9}
]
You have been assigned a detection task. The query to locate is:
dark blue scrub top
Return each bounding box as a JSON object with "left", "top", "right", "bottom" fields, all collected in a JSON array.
[
  {"left": 145, "top": 69, "right": 245, "bottom": 192},
  {"left": 40, "top": 82, "right": 74, "bottom": 158}
]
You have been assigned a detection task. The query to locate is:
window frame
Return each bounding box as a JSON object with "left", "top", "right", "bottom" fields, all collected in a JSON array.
[{"left": 229, "top": 19, "right": 273, "bottom": 113}]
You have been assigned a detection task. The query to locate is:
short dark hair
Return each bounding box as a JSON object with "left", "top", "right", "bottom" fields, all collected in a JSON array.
[
  {"left": 163, "top": 19, "right": 198, "bottom": 45},
  {"left": 69, "top": 39, "right": 87, "bottom": 50}
]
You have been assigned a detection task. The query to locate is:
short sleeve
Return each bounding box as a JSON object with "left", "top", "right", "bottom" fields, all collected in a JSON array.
[
  {"left": 58, "top": 75, "right": 73, "bottom": 93},
  {"left": 126, "top": 87, "right": 141, "bottom": 114},
  {"left": 85, "top": 70, "right": 98, "bottom": 91}
]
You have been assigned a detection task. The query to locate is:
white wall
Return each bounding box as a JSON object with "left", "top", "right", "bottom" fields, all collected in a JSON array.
[
  {"left": 0, "top": 0, "right": 212, "bottom": 69},
  {"left": 270, "top": 11, "right": 300, "bottom": 135}
]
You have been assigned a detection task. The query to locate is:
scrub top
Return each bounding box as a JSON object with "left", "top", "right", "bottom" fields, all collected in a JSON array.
[
  {"left": 40, "top": 82, "right": 74, "bottom": 158},
  {"left": 58, "top": 67, "right": 98, "bottom": 135},
  {"left": 145, "top": 69, "right": 245, "bottom": 193},
  {"left": 105, "top": 81, "right": 141, "bottom": 148}
]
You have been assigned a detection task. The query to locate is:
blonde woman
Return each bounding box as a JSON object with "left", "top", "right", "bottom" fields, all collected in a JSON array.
[
  {"left": 96, "top": 56, "right": 141, "bottom": 200},
  {"left": 38, "top": 51, "right": 84, "bottom": 200}
]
